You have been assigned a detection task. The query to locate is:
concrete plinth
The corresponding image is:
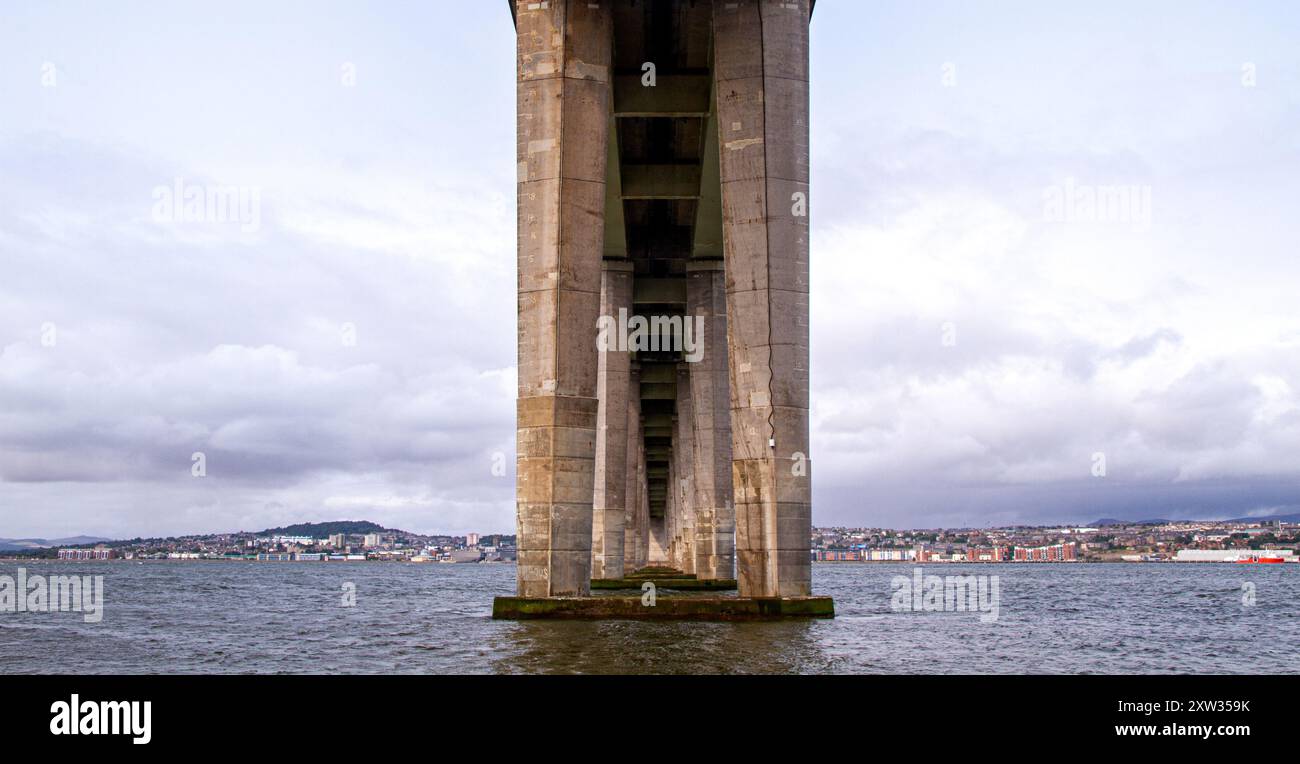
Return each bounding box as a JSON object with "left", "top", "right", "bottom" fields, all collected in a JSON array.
[
  {"left": 590, "top": 577, "right": 737, "bottom": 591},
  {"left": 493, "top": 595, "right": 833, "bottom": 621}
]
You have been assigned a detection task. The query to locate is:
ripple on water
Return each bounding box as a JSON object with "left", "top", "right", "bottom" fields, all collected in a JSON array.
[{"left": 1, "top": 562, "right": 1297, "bottom": 673}]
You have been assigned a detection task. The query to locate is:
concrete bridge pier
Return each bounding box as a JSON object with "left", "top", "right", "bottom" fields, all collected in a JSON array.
[
  {"left": 715, "top": 0, "right": 813, "bottom": 599},
  {"left": 687, "top": 260, "right": 735, "bottom": 580},
  {"left": 592, "top": 260, "right": 633, "bottom": 580},
  {"left": 513, "top": 0, "right": 611, "bottom": 598},
  {"left": 496, "top": 0, "right": 829, "bottom": 620},
  {"left": 622, "top": 361, "right": 649, "bottom": 573}
]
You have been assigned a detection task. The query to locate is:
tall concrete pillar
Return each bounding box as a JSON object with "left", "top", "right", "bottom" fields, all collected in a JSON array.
[
  {"left": 713, "top": 0, "right": 812, "bottom": 598},
  {"left": 514, "top": 1, "right": 612, "bottom": 597},
  {"left": 666, "top": 452, "right": 679, "bottom": 567},
  {"left": 622, "top": 361, "right": 646, "bottom": 573},
  {"left": 687, "top": 260, "right": 735, "bottom": 580},
  {"left": 674, "top": 363, "right": 697, "bottom": 575},
  {"left": 648, "top": 516, "right": 669, "bottom": 565},
  {"left": 636, "top": 431, "right": 651, "bottom": 568},
  {"left": 592, "top": 261, "right": 633, "bottom": 579}
]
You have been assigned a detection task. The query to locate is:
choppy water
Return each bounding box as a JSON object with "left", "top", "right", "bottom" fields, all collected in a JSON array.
[{"left": 0, "top": 562, "right": 1295, "bottom": 674}]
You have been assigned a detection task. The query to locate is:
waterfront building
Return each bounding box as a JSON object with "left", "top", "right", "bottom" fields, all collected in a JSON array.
[{"left": 57, "top": 548, "right": 115, "bottom": 561}]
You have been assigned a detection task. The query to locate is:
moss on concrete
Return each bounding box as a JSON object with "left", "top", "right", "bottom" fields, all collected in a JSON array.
[
  {"left": 492, "top": 595, "right": 834, "bottom": 620},
  {"left": 590, "top": 577, "right": 736, "bottom": 590}
]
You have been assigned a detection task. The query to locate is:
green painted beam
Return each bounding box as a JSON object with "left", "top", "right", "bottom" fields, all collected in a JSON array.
[
  {"left": 621, "top": 164, "right": 702, "bottom": 200},
  {"left": 613, "top": 73, "right": 711, "bottom": 117}
]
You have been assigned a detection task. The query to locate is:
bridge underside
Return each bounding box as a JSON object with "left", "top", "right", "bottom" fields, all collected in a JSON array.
[{"left": 511, "top": 0, "right": 816, "bottom": 608}]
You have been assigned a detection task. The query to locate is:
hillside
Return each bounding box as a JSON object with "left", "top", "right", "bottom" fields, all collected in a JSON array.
[{"left": 256, "top": 520, "right": 394, "bottom": 537}]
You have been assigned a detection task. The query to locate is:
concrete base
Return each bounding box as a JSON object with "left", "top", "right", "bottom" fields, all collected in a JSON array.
[
  {"left": 590, "top": 577, "right": 737, "bottom": 591},
  {"left": 492, "top": 596, "right": 834, "bottom": 621}
]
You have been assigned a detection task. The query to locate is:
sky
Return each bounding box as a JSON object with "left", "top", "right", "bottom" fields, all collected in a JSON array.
[{"left": 1, "top": 0, "right": 1298, "bottom": 538}]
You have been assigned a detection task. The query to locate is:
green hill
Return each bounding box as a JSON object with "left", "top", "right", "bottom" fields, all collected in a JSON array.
[{"left": 257, "top": 520, "right": 393, "bottom": 537}]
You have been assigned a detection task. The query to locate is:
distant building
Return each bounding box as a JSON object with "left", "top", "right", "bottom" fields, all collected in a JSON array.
[
  {"left": 1013, "top": 542, "right": 1077, "bottom": 561},
  {"left": 466, "top": 533, "right": 480, "bottom": 547},
  {"left": 965, "top": 546, "right": 1007, "bottom": 562},
  {"left": 869, "top": 549, "right": 915, "bottom": 561},
  {"left": 1175, "top": 549, "right": 1294, "bottom": 562},
  {"left": 57, "top": 548, "right": 114, "bottom": 561},
  {"left": 363, "top": 533, "right": 382, "bottom": 548},
  {"left": 814, "top": 550, "right": 861, "bottom": 561},
  {"left": 328, "top": 534, "right": 347, "bottom": 548}
]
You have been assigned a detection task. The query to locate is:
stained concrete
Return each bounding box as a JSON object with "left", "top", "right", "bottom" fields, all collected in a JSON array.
[
  {"left": 713, "top": 0, "right": 812, "bottom": 598},
  {"left": 514, "top": 1, "right": 612, "bottom": 598},
  {"left": 590, "top": 578, "right": 737, "bottom": 591},
  {"left": 493, "top": 595, "right": 833, "bottom": 621},
  {"left": 687, "top": 260, "right": 735, "bottom": 580},
  {"left": 592, "top": 260, "right": 633, "bottom": 579},
  {"left": 509, "top": 0, "right": 820, "bottom": 611}
]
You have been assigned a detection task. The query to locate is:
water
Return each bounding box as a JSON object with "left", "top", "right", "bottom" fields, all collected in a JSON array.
[{"left": 1, "top": 562, "right": 1295, "bottom": 674}]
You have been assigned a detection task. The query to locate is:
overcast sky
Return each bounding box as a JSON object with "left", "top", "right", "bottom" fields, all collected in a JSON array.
[{"left": 2, "top": 1, "right": 1298, "bottom": 538}]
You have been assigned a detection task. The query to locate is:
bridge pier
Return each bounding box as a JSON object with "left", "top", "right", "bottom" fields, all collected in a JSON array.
[
  {"left": 592, "top": 261, "right": 633, "bottom": 580},
  {"left": 714, "top": 0, "right": 813, "bottom": 598},
  {"left": 688, "top": 260, "right": 735, "bottom": 580},
  {"left": 513, "top": 0, "right": 611, "bottom": 598},
  {"left": 500, "top": 0, "right": 827, "bottom": 619}
]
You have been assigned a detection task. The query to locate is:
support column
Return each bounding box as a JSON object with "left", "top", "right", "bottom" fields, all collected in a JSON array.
[
  {"left": 687, "top": 260, "right": 735, "bottom": 580},
  {"left": 674, "top": 363, "right": 697, "bottom": 575},
  {"left": 648, "top": 516, "right": 668, "bottom": 565},
  {"left": 515, "top": 0, "right": 612, "bottom": 597},
  {"left": 636, "top": 432, "right": 651, "bottom": 568},
  {"left": 592, "top": 261, "right": 633, "bottom": 579},
  {"left": 713, "top": 0, "right": 812, "bottom": 598},
  {"left": 666, "top": 451, "right": 679, "bottom": 568},
  {"left": 622, "top": 361, "right": 646, "bottom": 573}
]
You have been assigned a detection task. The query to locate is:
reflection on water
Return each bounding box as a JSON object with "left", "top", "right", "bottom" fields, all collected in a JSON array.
[{"left": 0, "top": 561, "right": 1296, "bottom": 674}]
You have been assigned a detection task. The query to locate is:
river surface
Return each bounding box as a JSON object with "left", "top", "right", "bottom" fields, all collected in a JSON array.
[{"left": 0, "top": 561, "right": 1295, "bottom": 674}]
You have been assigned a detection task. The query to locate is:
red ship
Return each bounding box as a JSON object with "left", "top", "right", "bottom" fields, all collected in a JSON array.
[{"left": 1235, "top": 556, "right": 1286, "bottom": 564}]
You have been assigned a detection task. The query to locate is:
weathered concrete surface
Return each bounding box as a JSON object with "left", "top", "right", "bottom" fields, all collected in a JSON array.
[
  {"left": 493, "top": 595, "right": 833, "bottom": 620},
  {"left": 510, "top": 0, "right": 823, "bottom": 613},
  {"left": 625, "top": 566, "right": 692, "bottom": 579},
  {"left": 713, "top": 0, "right": 812, "bottom": 599},
  {"left": 592, "top": 260, "right": 633, "bottom": 579},
  {"left": 515, "top": 0, "right": 612, "bottom": 597},
  {"left": 669, "top": 363, "right": 696, "bottom": 574},
  {"left": 590, "top": 577, "right": 738, "bottom": 591},
  {"left": 623, "top": 364, "right": 648, "bottom": 572},
  {"left": 687, "top": 260, "right": 735, "bottom": 580},
  {"left": 648, "top": 516, "right": 668, "bottom": 564}
]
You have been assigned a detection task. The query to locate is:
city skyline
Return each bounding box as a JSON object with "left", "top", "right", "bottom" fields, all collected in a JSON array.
[{"left": 3, "top": 1, "right": 1300, "bottom": 539}]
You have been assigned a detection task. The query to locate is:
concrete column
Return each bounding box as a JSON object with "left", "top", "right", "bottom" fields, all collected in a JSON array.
[
  {"left": 674, "top": 363, "right": 697, "bottom": 575},
  {"left": 515, "top": 0, "right": 612, "bottom": 597},
  {"left": 592, "top": 261, "right": 633, "bottom": 579},
  {"left": 622, "top": 361, "right": 645, "bottom": 573},
  {"left": 648, "top": 516, "right": 669, "bottom": 565},
  {"left": 713, "top": 0, "right": 812, "bottom": 598},
  {"left": 666, "top": 454, "right": 679, "bottom": 568},
  {"left": 687, "top": 260, "right": 735, "bottom": 580},
  {"left": 636, "top": 432, "right": 650, "bottom": 568}
]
